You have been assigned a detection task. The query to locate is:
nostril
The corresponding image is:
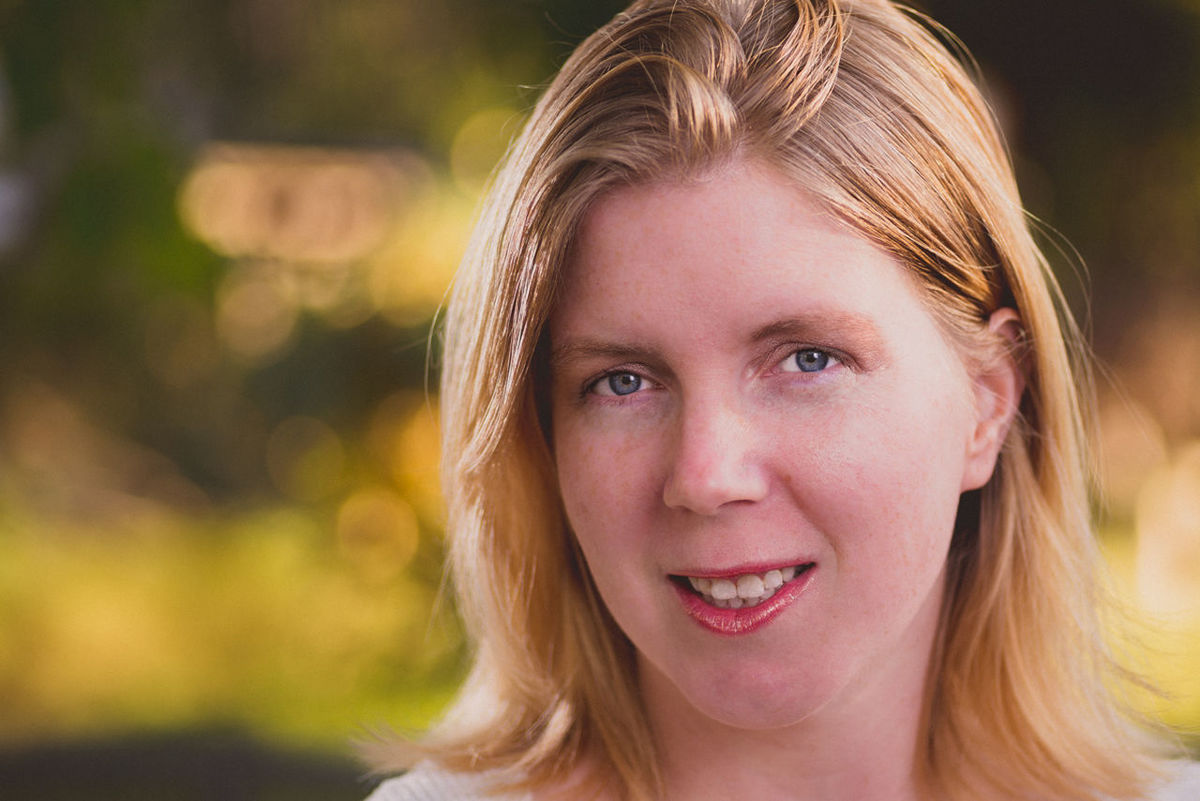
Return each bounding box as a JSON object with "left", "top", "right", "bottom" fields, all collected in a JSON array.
[{"left": 661, "top": 460, "right": 768, "bottom": 514}]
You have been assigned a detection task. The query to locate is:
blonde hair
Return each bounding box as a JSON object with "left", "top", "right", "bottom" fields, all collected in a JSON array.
[{"left": 379, "top": 1, "right": 1169, "bottom": 798}]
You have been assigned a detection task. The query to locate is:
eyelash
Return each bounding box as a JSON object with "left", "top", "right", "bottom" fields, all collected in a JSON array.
[
  {"left": 586, "top": 369, "right": 656, "bottom": 399},
  {"left": 777, "top": 347, "right": 843, "bottom": 375},
  {"left": 583, "top": 347, "right": 843, "bottom": 400}
]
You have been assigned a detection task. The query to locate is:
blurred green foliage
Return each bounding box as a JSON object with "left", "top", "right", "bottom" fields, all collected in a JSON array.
[{"left": 0, "top": 0, "right": 1197, "bottom": 793}]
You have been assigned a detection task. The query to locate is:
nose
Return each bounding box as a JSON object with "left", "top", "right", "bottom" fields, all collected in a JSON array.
[{"left": 661, "top": 398, "right": 769, "bottom": 515}]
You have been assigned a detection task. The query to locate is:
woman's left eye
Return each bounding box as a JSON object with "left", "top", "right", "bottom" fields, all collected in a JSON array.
[
  {"left": 779, "top": 348, "right": 840, "bottom": 374},
  {"left": 589, "top": 371, "right": 648, "bottom": 397}
]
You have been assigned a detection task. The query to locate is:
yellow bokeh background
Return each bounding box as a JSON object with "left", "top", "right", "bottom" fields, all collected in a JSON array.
[{"left": 0, "top": 0, "right": 1197, "bottom": 795}]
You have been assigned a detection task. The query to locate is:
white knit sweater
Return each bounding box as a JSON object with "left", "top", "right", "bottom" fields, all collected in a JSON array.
[
  {"left": 366, "top": 760, "right": 1200, "bottom": 801},
  {"left": 366, "top": 763, "right": 531, "bottom": 801}
]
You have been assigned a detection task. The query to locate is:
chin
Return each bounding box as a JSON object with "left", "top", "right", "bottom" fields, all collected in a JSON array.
[{"left": 651, "top": 655, "right": 845, "bottom": 732}]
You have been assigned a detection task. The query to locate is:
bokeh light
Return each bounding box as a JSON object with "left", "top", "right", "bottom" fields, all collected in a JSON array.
[
  {"left": 449, "top": 107, "right": 524, "bottom": 196},
  {"left": 367, "top": 393, "right": 444, "bottom": 526},
  {"left": 337, "top": 487, "right": 420, "bottom": 584},
  {"left": 266, "top": 416, "right": 347, "bottom": 502},
  {"left": 179, "top": 144, "right": 403, "bottom": 264},
  {"left": 365, "top": 179, "right": 472, "bottom": 327},
  {"left": 216, "top": 262, "right": 301, "bottom": 362},
  {"left": 1136, "top": 441, "right": 1200, "bottom": 621},
  {"left": 1097, "top": 393, "right": 1170, "bottom": 514}
]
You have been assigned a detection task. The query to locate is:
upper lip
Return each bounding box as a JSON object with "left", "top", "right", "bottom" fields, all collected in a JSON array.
[{"left": 669, "top": 559, "right": 816, "bottom": 579}]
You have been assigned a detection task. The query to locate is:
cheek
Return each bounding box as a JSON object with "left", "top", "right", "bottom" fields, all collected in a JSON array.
[
  {"left": 554, "top": 422, "right": 656, "bottom": 555},
  {"left": 787, "top": 390, "right": 970, "bottom": 593},
  {"left": 553, "top": 423, "right": 669, "bottom": 637}
]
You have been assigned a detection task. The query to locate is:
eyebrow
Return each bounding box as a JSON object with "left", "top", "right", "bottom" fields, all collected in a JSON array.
[
  {"left": 749, "top": 311, "right": 885, "bottom": 349},
  {"left": 751, "top": 311, "right": 889, "bottom": 367},
  {"left": 549, "top": 310, "right": 887, "bottom": 372},
  {"left": 548, "top": 340, "right": 663, "bottom": 373}
]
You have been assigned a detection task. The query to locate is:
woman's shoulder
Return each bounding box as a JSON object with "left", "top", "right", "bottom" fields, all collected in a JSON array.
[
  {"left": 1146, "top": 760, "right": 1200, "bottom": 801},
  {"left": 365, "top": 762, "right": 532, "bottom": 801}
]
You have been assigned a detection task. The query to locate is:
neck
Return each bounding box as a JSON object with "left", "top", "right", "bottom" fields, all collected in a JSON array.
[{"left": 645, "top": 673, "right": 929, "bottom": 801}]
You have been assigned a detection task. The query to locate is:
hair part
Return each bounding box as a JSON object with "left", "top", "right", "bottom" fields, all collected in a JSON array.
[{"left": 375, "top": 1, "right": 1172, "bottom": 798}]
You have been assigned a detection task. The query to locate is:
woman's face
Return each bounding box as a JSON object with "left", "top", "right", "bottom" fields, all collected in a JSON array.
[{"left": 548, "top": 159, "right": 1001, "bottom": 732}]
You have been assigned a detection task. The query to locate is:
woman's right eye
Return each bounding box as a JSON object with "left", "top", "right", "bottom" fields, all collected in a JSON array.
[{"left": 590, "top": 372, "right": 645, "bottom": 397}]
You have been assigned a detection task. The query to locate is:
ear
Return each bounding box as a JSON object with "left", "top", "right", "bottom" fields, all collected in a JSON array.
[{"left": 961, "top": 308, "right": 1025, "bottom": 492}]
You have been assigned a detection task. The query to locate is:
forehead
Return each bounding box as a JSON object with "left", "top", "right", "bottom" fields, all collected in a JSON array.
[
  {"left": 574, "top": 161, "right": 853, "bottom": 277},
  {"left": 553, "top": 159, "right": 935, "bottom": 347}
]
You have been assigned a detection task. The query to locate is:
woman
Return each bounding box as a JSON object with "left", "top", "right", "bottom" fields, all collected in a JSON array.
[{"left": 367, "top": 0, "right": 1199, "bottom": 799}]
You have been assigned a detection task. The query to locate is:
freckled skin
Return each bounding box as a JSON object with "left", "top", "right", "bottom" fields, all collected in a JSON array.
[{"left": 548, "top": 159, "right": 1004, "bottom": 798}]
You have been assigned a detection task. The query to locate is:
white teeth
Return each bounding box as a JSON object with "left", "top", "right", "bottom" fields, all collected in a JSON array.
[
  {"left": 763, "top": 569, "right": 783, "bottom": 590},
  {"left": 736, "top": 574, "right": 765, "bottom": 599},
  {"left": 709, "top": 578, "right": 737, "bottom": 600},
  {"left": 683, "top": 565, "right": 807, "bottom": 609}
]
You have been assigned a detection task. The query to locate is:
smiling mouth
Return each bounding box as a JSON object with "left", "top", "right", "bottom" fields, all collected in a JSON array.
[{"left": 671, "top": 564, "right": 815, "bottom": 609}]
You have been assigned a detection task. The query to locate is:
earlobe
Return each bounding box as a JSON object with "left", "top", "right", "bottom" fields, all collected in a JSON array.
[{"left": 961, "top": 307, "right": 1026, "bottom": 492}]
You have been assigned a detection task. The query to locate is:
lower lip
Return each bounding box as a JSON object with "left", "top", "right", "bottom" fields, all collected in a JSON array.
[{"left": 673, "top": 567, "right": 817, "bottom": 636}]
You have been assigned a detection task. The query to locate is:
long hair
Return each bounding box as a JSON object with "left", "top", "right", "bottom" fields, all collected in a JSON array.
[{"left": 376, "top": 1, "right": 1167, "bottom": 798}]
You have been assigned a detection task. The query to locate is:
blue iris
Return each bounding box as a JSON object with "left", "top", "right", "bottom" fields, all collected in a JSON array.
[
  {"left": 607, "top": 373, "right": 642, "bottom": 395},
  {"left": 793, "top": 349, "right": 830, "bottom": 372}
]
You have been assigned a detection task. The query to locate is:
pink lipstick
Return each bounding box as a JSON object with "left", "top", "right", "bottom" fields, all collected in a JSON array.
[{"left": 672, "top": 563, "right": 816, "bottom": 636}]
